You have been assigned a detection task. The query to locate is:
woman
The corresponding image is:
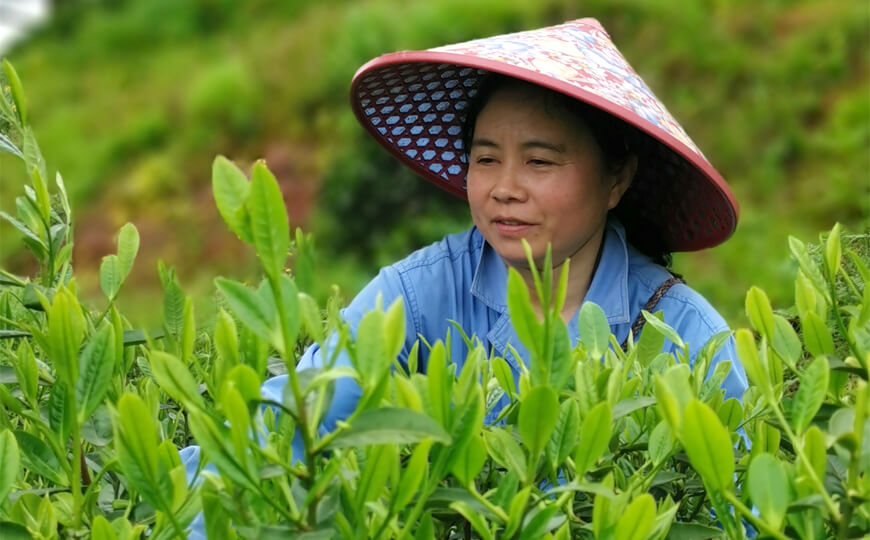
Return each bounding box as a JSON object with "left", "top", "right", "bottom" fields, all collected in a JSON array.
[
  {"left": 183, "top": 18, "right": 748, "bottom": 534},
  {"left": 281, "top": 18, "right": 748, "bottom": 431}
]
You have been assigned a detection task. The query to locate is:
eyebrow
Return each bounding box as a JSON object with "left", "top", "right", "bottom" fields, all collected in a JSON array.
[{"left": 470, "top": 137, "right": 566, "bottom": 153}]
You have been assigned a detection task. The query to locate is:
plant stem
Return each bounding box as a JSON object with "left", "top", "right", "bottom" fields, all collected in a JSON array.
[
  {"left": 723, "top": 491, "right": 790, "bottom": 540},
  {"left": 468, "top": 485, "right": 509, "bottom": 523},
  {"left": 69, "top": 386, "right": 83, "bottom": 530},
  {"left": 268, "top": 274, "right": 319, "bottom": 525},
  {"left": 769, "top": 403, "right": 842, "bottom": 523},
  {"left": 839, "top": 380, "right": 867, "bottom": 538}
]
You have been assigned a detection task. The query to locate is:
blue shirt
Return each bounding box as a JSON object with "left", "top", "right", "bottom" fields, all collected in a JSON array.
[
  {"left": 181, "top": 219, "right": 747, "bottom": 536},
  {"left": 273, "top": 219, "right": 747, "bottom": 430}
]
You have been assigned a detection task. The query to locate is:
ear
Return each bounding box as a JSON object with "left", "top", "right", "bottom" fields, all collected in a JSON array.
[{"left": 607, "top": 155, "right": 637, "bottom": 209}]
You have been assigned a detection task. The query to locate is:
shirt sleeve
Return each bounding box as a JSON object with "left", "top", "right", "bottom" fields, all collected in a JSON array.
[{"left": 661, "top": 291, "right": 749, "bottom": 402}]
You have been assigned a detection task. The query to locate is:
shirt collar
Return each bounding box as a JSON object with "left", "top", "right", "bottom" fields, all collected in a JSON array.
[
  {"left": 470, "top": 228, "right": 509, "bottom": 312},
  {"left": 470, "top": 219, "right": 631, "bottom": 325}
]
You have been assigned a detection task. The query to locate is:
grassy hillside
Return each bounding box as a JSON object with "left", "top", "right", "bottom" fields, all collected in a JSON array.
[{"left": 1, "top": 0, "right": 867, "bottom": 327}]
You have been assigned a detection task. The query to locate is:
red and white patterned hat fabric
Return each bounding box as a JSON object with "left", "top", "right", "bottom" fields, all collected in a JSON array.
[{"left": 350, "top": 18, "right": 738, "bottom": 251}]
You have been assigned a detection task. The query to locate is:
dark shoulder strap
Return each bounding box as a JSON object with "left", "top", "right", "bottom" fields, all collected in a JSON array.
[{"left": 620, "top": 276, "right": 685, "bottom": 351}]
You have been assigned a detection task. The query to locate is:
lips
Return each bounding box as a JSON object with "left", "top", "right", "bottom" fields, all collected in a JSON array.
[{"left": 493, "top": 216, "right": 534, "bottom": 236}]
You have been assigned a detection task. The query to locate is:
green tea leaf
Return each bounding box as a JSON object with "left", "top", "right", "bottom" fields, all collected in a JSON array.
[
  {"left": 789, "top": 236, "right": 830, "bottom": 302},
  {"left": 414, "top": 511, "right": 435, "bottom": 540},
  {"left": 450, "top": 501, "right": 494, "bottom": 540},
  {"left": 794, "top": 271, "right": 819, "bottom": 320},
  {"left": 215, "top": 278, "right": 281, "bottom": 353},
  {"left": 76, "top": 324, "right": 115, "bottom": 422},
  {"left": 186, "top": 408, "right": 257, "bottom": 491},
  {"left": 450, "top": 434, "right": 485, "bottom": 487},
  {"left": 2, "top": 59, "right": 27, "bottom": 125},
  {"left": 117, "top": 223, "right": 140, "bottom": 281},
  {"left": 354, "top": 299, "right": 393, "bottom": 386},
  {"left": 799, "top": 425, "right": 827, "bottom": 491},
  {"left": 679, "top": 400, "right": 734, "bottom": 492},
  {"left": 735, "top": 329, "right": 770, "bottom": 399},
  {"left": 546, "top": 398, "right": 580, "bottom": 471},
  {"left": 246, "top": 161, "right": 289, "bottom": 280},
  {"left": 356, "top": 443, "right": 397, "bottom": 505},
  {"left": 22, "top": 127, "right": 45, "bottom": 183},
  {"left": 0, "top": 131, "right": 22, "bottom": 157},
  {"left": 90, "top": 515, "right": 117, "bottom": 540},
  {"left": 654, "top": 364, "right": 692, "bottom": 430},
  {"left": 29, "top": 167, "right": 50, "bottom": 225},
  {"left": 574, "top": 361, "right": 598, "bottom": 416},
  {"left": 824, "top": 223, "right": 842, "bottom": 281},
  {"left": 13, "top": 340, "right": 38, "bottom": 405},
  {"left": 48, "top": 381, "right": 73, "bottom": 443},
  {"left": 635, "top": 311, "right": 666, "bottom": 367},
  {"left": 648, "top": 421, "right": 674, "bottom": 466},
  {"left": 277, "top": 274, "right": 301, "bottom": 356},
  {"left": 149, "top": 351, "right": 205, "bottom": 411},
  {"left": 327, "top": 407, "right": 450, "bottom": 448},
  {"left": 113, "top": 393, "right": 173, "bottom": 510},
  {"left": 222, "top": 386, "right": 253, "bottom": 472},
  {"left": 549, "top": 316, "right": 574, "bottom": 390},
  {"left": 484, "top": 429, "right": 528, "bottom": 484},
  {"left": 613, "top": 494, "right": 655, "bottom": 540},
  {"left": 298, "top": 292, "right": 324, "bottom": 343},
  {"left": 717, "top": 398, "right": 743, "bottom": 432},
  {"left": 518, "top": 505, "right": 563, "bottom": 540},
  {"left": 0, "top": 211, "right": 45, "bottom": 253},
  {"left": 212, "top": 156, "right": 252, "bottom": 243},
  {"left": 47, "top": 287, "right": 85, "bottom": 389},
  {"left": 181, "top": 297, "right": 195, "bottom": 365},
  {"left": 507, "top": 268, "right": 540, "bottom": 359},
  {"left": 800, "top": 311, "right": 834, "bottom": 357},
  {"left": 54, "top": 172, "right": 71, "bottom": 224},
  {"left": 439, "top": 385, "right": 485, "bottom": 476},
  {"left": 0, "top": 430, "right": 20, "bottom": 503},
  {"left": 575, "top": 400, "right": 612, "bottom": 477},
  {"left": 426, "top": 341, "right": 450, "bottom": 428},
  {"left": 748, "top": 453, "right": 789, "bottom": 530},
  {"left": 613, "top": 396, "right": 657, "bottom": 421},
  {"left": 770, "top": 314, "right": 801, "bottom": 369},
  {"left": 159, "top": 262, "right": 186, "bottom": 343},
  {"left": 791, "top": 356, "right": 829, "bottom": 434},
  {"left": 641, "top": 310, "right": 685, "bottom": 350},
  {"left": 745, "top": 286, "right": 775, "bottom": 341},
  {"left": 518, "top": 385, "right": 559, "bottom": 469},
  {"left": 394, "top": 375, "right": 423, "bottom": 412},
  {"left": 100, "top": 255, "right": 122, "bottom": 300},
  {"left": 579, "top": 302, "right": 610, "bottom": 360},
  {"left": 492, "top": 356, "right": 517, "bottom": 400},
  {"left": 504, "top": 486, "right": 532, "bottom": 537},
  {"left": 394, "top": 439, "right": 432, "bottom": 510},
  {"left": 15, "top": 430, "right": 66, "bottom": 485},
  {"left": 213, "top": 308, "right": 240, "bottom": 389},
  {"left": 667, "top": 523, "right": 726, "bottom": 539}
]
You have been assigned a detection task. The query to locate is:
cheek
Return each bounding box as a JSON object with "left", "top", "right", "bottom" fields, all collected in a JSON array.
[{"left": 465, "top": 174, "right": 488, "bottom": 209}]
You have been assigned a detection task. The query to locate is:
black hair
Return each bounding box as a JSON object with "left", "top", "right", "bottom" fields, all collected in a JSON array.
[{"left": 461, "top": 73, "right": 672, "bottom": 266}]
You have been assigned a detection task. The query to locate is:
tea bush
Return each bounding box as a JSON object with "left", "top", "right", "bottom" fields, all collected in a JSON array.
[{"left": 1, "top": 61, "right": 868, "bottom": 539}]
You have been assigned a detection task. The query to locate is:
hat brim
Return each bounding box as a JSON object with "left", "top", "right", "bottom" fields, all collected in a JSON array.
[{"left": 350, "top": 48, "right": 738, "bottom": 252}]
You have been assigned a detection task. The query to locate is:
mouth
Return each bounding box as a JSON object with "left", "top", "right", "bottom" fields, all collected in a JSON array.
[{"left": 492, "top": 217, "right": 534, "bottom": 236}]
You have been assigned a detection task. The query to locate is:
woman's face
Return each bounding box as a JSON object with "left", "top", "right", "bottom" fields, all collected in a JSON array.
[{"left": 466, "top": 83, "right": 631, "bottom": 271}]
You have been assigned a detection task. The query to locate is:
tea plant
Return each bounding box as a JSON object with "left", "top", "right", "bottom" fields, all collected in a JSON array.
[{"left": 1, "top": 60, "right": 868, "bottom": 539}]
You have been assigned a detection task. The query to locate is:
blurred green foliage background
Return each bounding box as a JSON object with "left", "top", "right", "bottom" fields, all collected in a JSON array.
[{"left": 1, "top": 0, "right": 868, "bottom": 329}]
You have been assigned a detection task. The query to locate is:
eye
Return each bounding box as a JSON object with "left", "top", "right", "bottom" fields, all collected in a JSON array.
[
  {"left": 474, "top": 156, "right": 496, "bottom": 165},
  {"left": 528, "top": 158, "right": 553, "bottom": 167}
]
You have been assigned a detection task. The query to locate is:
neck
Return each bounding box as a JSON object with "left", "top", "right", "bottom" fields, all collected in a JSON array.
[{"left": 515, "top": 228, "right": 606, "bottom": 323}]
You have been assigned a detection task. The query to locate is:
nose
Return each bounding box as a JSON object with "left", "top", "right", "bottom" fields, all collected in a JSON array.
[{"left": 490, "top": 166, "right": 527, "bottom": 203}]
